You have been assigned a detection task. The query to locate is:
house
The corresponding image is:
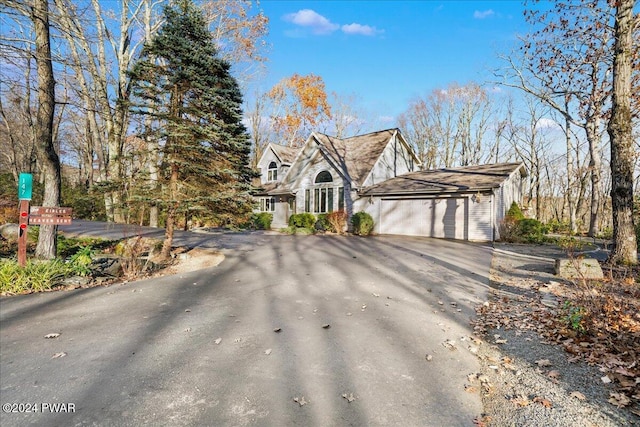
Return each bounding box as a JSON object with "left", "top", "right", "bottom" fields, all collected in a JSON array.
[{"left": 254, "top": 128, "right": 526, "bottom": 241}]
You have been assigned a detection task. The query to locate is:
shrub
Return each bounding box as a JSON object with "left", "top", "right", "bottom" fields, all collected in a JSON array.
[
  {"left": 288, "top": 213, "right": 316, "bottom": 229},
  {"left": 315, "top": 213, "right": 330, "bottom": 231},
  {"left": 506, "top": 201, "right": 525, "bottom": 220},
  {"left": 326, "top": 210, "right": 348, "bottom": 234},
  {"left": 251, "top": 212, "right": 273, "bottom": 230},
  {"left": 517, "top": 218, "right": 548, "bottom": 243},
  {"left": 351, "top": 211, "right": 374, "bottom": 236}
]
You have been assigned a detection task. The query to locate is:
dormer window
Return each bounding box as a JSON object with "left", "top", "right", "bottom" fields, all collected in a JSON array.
[{"left": 267, "top": 162, "right": 277, "bottom": 181}]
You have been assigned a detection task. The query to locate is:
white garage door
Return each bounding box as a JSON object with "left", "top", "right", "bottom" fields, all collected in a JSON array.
[{"left": 380, "top": 198, "right": 466, "bottom": 239}]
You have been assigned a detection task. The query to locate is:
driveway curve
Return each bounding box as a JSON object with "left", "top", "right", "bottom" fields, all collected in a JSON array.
[{"left": 1, "top": 223, "right": 493, "bottom": 426}]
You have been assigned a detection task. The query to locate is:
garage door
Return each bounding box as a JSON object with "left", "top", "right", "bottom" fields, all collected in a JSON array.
[{"left": 380, "top": 198, "right": 466, "bottom": 239}]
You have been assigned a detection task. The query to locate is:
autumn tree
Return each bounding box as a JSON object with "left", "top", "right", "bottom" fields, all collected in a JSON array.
[
  {"left": 608, "top": 0, "right": 637, "bottom": 264},
  {"left": 267, "top": 73, "right": 331, "bottom": 146},
  {"left": 129, "top": 0, "right": 254, "bottom": 259}
]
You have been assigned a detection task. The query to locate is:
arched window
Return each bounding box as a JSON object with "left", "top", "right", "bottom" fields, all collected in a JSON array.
[
  {"left": 315, "top": 171, "right": 333, "bottom": 183},
  {"left": 312, "top": 171, "right": 334, "bottom": 213},
  {"left": 268, "top": 161, "right": 277, "bottom": 181}
]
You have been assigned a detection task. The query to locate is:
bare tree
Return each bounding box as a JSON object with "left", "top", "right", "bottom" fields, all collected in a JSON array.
[{"left": 32, "top": 0, "right": 60, "bottom": 259}]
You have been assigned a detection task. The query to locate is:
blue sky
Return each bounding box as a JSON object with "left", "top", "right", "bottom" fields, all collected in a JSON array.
[{"left": 253, "top": 1, "right": 529, "bottom": 126}]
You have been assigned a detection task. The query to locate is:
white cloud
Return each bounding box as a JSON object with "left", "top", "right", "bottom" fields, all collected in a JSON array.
[
  {"left": 283, "top": 9, "right": 339, "bottom": 35},
  {"left": 341, "top": 23, "right": 381, "bottom": 36},
  {"left": 535, "top": 118, "right": 562, "bottom": 130},
  {"left": 473, "top": 9, "right": 495, "bottom": 19},
  {"left": 378, "top": 115, "right": 395, "bottom": 124}
]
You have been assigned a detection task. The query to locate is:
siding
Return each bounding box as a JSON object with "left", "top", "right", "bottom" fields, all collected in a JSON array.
[
  {"left": 364, "top": 134, "right": 416, "bottom": 187},
  {"left": 468, "top": 193, "right": 493, "bottom": 241}
]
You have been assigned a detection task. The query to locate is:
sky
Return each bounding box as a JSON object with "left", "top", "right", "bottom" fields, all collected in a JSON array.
[{"left": 251, "top": 1, "right": 530, "bottom": 127}]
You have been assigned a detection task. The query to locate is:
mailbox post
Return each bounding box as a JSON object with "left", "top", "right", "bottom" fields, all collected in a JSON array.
[{"left": 17, "top": 173, "right": 32, "bottom": 267}]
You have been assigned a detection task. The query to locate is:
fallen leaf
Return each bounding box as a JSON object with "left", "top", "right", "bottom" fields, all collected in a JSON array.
[
  {"left": 273, "top": 327, "right": 282, "bottom": 333},
  {"left": 51, "top": 352, "right": 67, "bottom": 359},
  {"left": 185, "top": 309, "right": 191, "bottom": 312},
  {"left": 510, "top": 394, "right": 530, "bottom": 407},
  {"left": 341, "top": 393, "right": 356, "bottom": 402},
  {"left": 533, "top": 397, "right": 552, "bottom": 408},
  {"left": 372, "top": 293, "right": 380, "bottom": 297},
  {"left": 214, "top": 338, "right": 222, "bottom": 345},
  {"left": 442, "top": 340, "right": 457, "bottom": 351},
  {"left": 184, "top": 328, "right": 191, "bottom": 332},
  {"left": 322, "top": 324, "right": 331, "bottom": 329},
  {"left": 44, "top": 333, "right": 60, "bottom": 339},
  {"left": 547, "top": 370, "right": 561, "bottom": 379},
  {"left": 425, "top": 354, "right": 433, "bottom": 361},
  {"left": 601, "top": 375, "right": 612, "bottom": 384},
  {"left": 608, "top": 392, "right": 631, "bottom": 408},
  {"left": 265, "top": 348, "right": 272, "bottom": 355},
  {"left": 464, "top": 384, "right": 478, "bottom": 393},
  {"left": 535, "top": 359, "right": 552, "bottom": 367},
  {"left": 570, "top": 391, "right": 586, "bottom": 400},
  {"left": 293, "top": 396, "right": 307, "bottom": 406}
]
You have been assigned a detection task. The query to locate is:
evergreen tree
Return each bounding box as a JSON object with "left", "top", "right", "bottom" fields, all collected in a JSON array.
[{"left": 129, "top": 0, "right": 255, "bottom": 259}]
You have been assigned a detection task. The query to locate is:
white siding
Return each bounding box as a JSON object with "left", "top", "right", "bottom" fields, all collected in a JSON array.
[
  {"left": 468, "top": 193, "right": 493, "bottom": 241},
  {"left": 363, "top": 134, "right": 417, "bottom": 187}
]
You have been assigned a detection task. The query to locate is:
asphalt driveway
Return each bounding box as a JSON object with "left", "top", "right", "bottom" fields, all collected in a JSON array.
[{"left": 1, "top": 225, "right": 493, "bottom": 426}]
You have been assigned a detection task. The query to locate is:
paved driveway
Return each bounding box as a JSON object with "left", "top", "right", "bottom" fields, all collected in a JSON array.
[{"left": 1, "top": 224, "right": 493, "bottom": 426}]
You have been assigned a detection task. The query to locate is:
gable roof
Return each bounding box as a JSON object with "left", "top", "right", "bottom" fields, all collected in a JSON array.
[
  {"left": 313, "top": 128, "right": 414, "bottom": 187},
  {"left": 361, "top": 162, "right": 526, "bottom": 196},
  {"left": 270, "top": 143, "right": 300, "bottom": 165}
]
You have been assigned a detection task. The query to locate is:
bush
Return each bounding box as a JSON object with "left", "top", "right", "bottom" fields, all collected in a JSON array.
[
  {"left": 315, "top": 213, "right": 330, "bottom": 231},
  {"left": 251, "top": 212, "right": 273, "bottom": 230},
  {"left": 288, "top": 213, "right": 316, "bottom": 229},
  {"left": 517, "top": 218, "right": 548, "bottom": 243},
  {"left": 326, "top": 210, "right": 348, "bottom": 234},
  {"left": 506, "top": 201, "right": 525, "bottom": 221},
  {"left": 351, "top": 211, "right": 374, "bottom": 236}
]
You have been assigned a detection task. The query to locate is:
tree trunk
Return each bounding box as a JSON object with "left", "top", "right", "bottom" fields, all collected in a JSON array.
[
  {"left": 563, "top": 105, "right": 577, "bottom": 234},
  {"left": 160, "top": 163, "right": 178, "bottom": 260},
  {"left": 586, "top": 116, "right": 602, "bottom": 237},
  {"left": 607, "top": 0, "right": 637, "bottom": 264},
  {"left": 33, "top": 0, "right": 60, "bottom": 260}
]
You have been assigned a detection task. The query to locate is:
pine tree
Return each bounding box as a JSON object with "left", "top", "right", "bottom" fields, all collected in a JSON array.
[{"left": 129, "top": 0, "right": 255, "bottom": 259}]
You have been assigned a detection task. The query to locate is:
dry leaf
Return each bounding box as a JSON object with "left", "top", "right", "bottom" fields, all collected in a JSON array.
[
  {"left": 547, "top": 370, "right": 561, "bottom": 379},
  {"left": 570, "top": 391, "right": 586, "bottom": 400},
  {"left": 464, "top": 384, "right": 478, "bottom": 393},
  {"left": 322, "top": 324, "right": 330, "bottom": 329},
  {"left": 608, "top": 392, "right": 631, "bottom": 408},
  {"left": 510, "top": 394, "right": 530, "bottom": 407},
  {"left": 442, "top": 340, "right": 457, "bottom": 351},
  {"left": 342, "top": 393, "right": 356, "bottom": 402},
  {"left": 184, "top": 328, "right": 191, "bottom": 332},
  {"left": 533, "top": 397, "right": 552, "bottom": 408},
  {"left": 273, "top": 327, "right": 282, "bottom": 333},
  {"left": 214, "top": 338, "right": 222, "bottom": 345},
  {"left": 425, "top": 354, "right": 433, "bottom": 361},
  {"left": 535, "top": 359, "right": 552, "bottom": 367},
  {"left": 601, "top": 375, "right": 612, "bottom": 384},
  {"left": 293, "top": 396, "right": 307, "bottom": 406},
  {"left": 264, "top": 348, "right": 272, "bottom": 355},
  {"left": 51, "top": 352, "right": 67, "bottom": 359},
  {"left": 44, "top": 333, "right": 60, "bottom": 339}
]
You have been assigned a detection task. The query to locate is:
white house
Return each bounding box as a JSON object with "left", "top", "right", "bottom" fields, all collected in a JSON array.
[{"left": 254, "top": 128, "right": 526, "bottom": 241}]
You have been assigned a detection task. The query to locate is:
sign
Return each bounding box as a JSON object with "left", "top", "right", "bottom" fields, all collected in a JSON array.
[
  {"left": 30, "top": 206, "right": 73, "bottom": 216},
  {"left": 18, "top": 173, "right": 33, "bottom": 200},
  {"left": 29, "top": 216, "right": 72, "bottom": 225},
  {"left": 18, "top": 200, "right": 29, "bottom": 267}
]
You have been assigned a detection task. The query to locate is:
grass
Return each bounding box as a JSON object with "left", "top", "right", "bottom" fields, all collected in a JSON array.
[{"left": 0, "top": 234, "right": 116, "bottom": 295}]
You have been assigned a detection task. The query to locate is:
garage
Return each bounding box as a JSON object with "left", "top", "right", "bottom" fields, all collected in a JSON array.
[
  {"left": 357, "top": 162, "right": 526, "bottom": 242},
  {"left": 379, "top": 197, "right": 467, "bottom": 239}
]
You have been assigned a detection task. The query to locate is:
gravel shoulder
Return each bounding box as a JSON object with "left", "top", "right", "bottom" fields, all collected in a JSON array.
[{"left": 476, "top": 242, "right": 639, "bottom": 426}]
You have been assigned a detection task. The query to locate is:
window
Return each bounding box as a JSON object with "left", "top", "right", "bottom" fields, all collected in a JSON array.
[
  {"left": 338, "top": 187, "right": 344, "bottom": 210},
  {"left": 267, "top": 162, "right": 277, "bottom": 181},
  {"left": 305, "top": 189, "right": 310, "bottom": 212},
  {"left": 261, "top": 197, "right": 275, "bottom": 212},
  {"left": 313, "top": 187, "right": 333, "bottom": 213},
  {"left": 315, "top": 171, "right": 333, "bottom": 183}
]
